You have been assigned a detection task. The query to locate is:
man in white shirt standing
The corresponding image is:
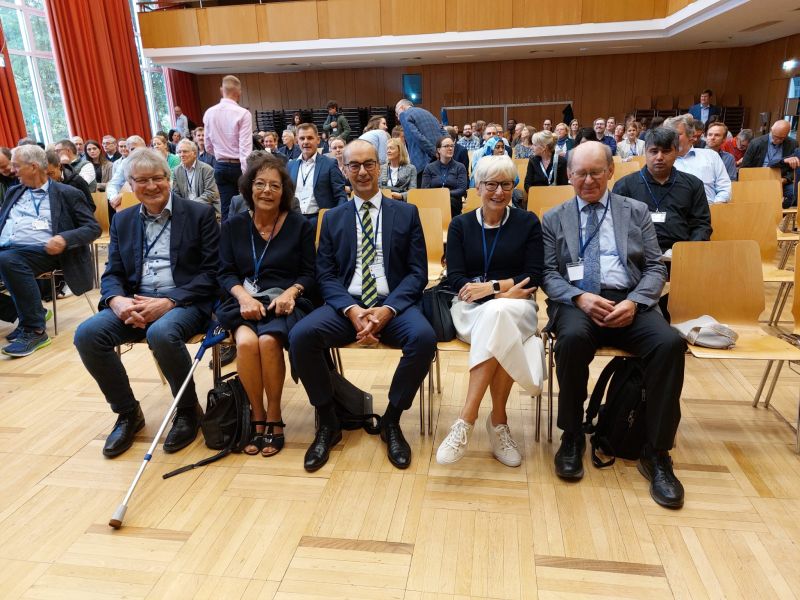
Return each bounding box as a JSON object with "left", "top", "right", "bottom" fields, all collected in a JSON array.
[{"left": 173, "top": 106, "right": 190, "bottom": 139}]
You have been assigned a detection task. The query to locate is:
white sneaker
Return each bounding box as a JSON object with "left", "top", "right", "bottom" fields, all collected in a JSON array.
[
  {"left": 485, "top": 414, "right": 522, "bottom": 467},
  {"left": 436, "top": 418, "right": 472, "bottom": 464}
]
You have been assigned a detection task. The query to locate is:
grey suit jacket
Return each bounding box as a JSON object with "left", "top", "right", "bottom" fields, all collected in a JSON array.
[
  {"left": 541, "top": 192, "right": 666, "bottom": 308},
  {"left": 379, "top": 163, "right": 417, "bottom": 200},
  {"left": 172, "top": 160, "right": 221, "bottom": 216}
]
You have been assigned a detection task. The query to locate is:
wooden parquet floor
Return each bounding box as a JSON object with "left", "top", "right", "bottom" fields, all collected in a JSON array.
[{"left": 1, "top": 286, "right": 800, "bottom": 600}]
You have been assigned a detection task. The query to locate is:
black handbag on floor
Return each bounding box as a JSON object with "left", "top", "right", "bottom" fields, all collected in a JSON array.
[
  {"left": 330, "top": 369, "right": 381, "bottom": 434},
  {"left": 422, "top": 280, "right": 457, "bottom": 342}
]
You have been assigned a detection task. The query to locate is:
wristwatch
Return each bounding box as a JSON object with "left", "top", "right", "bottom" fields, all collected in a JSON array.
[{"left": 491, "top": 280, "right": 501, "bottom": 294}]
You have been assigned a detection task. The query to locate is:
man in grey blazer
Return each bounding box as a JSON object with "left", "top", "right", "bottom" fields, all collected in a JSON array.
[
  {"left": 541, "top": 141, "right": 686, "bottom": 509},
  {"left": 173, "top": 140, "right": 221, "bottom": 217}
]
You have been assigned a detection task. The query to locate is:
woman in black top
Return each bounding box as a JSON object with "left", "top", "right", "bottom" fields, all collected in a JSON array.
[
  {"left": 218, "top": 154, "right": 316, "bottom": 457},
  {"left": 524, "top": 130, "right": 569, "bottom": 191},
  {"left": 85, "top": 139, "right": 112, "bottom": 192},
  {"left": 421, "top": 136, "right": 468, "bottom": 218},
  {"left": 436, "top": 154, "right": 545, "bottom": 468}
]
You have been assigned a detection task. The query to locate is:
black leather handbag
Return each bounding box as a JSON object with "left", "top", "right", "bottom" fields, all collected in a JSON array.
[{"left": 422, "top": 281, "right": 457, "bottom": 342}]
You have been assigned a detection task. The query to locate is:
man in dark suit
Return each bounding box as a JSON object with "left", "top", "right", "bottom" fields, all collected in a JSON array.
[
  {"left": 0, "top": 145, "right": 100, "bottom": 355},
  {"left": 289, "top": 140, "right": 437, "bottom": 472},
  {"left": 287, "top": 123, "right": 348, "bottom": 231},
  {"left": 688, "top": 89, "right": 721, "bottom": 125},
  {"left": 741, "top": 120, "right": 798, "bottom": 206},
  {"left": 74, "top": 148, "right": 219, "bottom": 458},
  {"left": 173, "top": 139, "right": 221, "bottom": 217},
  {"left": 541, "top": 141, "right": 686, "bottom": 509}
]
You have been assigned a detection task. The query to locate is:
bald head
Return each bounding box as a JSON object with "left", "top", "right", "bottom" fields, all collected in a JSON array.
[{"left": 770, "top": 120, "right": 791, "bottom": 145}]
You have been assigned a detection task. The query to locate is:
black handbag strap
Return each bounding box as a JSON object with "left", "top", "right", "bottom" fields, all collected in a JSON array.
[
  {"left": 162, "top": 447, "right": 232, "bottom": 479},
  {"left": 583, "top": 356, "right": 623, "bottom": 433}
]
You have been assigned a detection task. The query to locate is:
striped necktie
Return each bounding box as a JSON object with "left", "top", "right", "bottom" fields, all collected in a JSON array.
[
  {"left": 360, "top": 201, "right": 378, "bottom": 307},
  {"left": 579, "top": 203, "right": 602, "bottom": 294}
]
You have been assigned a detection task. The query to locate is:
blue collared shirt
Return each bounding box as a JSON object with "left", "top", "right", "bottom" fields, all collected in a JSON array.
[
  {"left": 576, "top": 191, "right": 630, "bottom": 290},
  {"left": 458, "top": 135, "right": 482, "bottom": 151},
  {"left": 138, "top": 195, "right": 176, "bottom": 295},
  {"left": 0, "top": 180, "right": 53, "bottom": 247},
  {"left": 764, "top": 137, "right": 783, "bottom": 167},
  {"left": 674, "top": 147, "right": 731, "bottom": 204},
  {"left": 700, "top": 106, "right": 710, "bottom": 124}
]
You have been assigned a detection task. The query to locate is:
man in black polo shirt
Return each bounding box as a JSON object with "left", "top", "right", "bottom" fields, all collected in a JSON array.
[{"left": 612, "top": 127, "right": 711, "bottom": 319}]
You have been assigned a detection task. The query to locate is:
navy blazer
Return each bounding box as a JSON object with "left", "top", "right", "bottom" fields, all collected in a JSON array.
[
  {"left": 287, "top": 154, "right": 348, "bottom": 210},
  {"left": 1, "top": 180, "right": 100, "bottom": 295},
  {"left": 688, "top": 103, "right": 721, "bottom": 123},
  {"left": 99, "top": 193, "right": 219, "bottom": 312},
  {"left": 316, "top": 195, "right": 428, "bottom": 315}
]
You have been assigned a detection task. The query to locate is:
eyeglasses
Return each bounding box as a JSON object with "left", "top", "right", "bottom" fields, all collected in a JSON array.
[
  {"left": 130, "top": 175, "right": 167, "bottom": 186},
  {"left": 253, "top": 181, "right": 282, "bottom": 192},
  {"left": 345, "top": 160, "right": 378, "bottom": 173},
  {"left": 481, "top": 181, "right": 515, "bottom": 192},
  {"left": 570, "top": 169, "right": 607, "bottom": 181},
  {"left": 440, "top": 143, "right": 455, "bottom": 149}
]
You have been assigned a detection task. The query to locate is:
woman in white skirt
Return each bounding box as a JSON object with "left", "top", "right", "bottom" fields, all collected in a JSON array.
[{"left": 436, "top": 155, "right": 545, "bottom": 467}]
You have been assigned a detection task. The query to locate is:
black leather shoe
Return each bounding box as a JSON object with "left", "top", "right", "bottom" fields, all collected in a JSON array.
[
  {"left": 103, "top": 404, "right": 145, "bottom": 458},
  {"left": 638, "top": 450, "right": 685, "bottom": 509},
  {"left": 380, "top": 421, "right": 411, "bottom": 469},
  {"left": 163, "top": 403, "right": 203, "bottom": 454},
  {"left": 554, "top": 431, "right": 585, "bottom": 480},
  {"left": 304, "top": 424, "right": 342, "bottom": 472},
  {"left": 209, "top": 345, "right": 237, "bottom": 369}
]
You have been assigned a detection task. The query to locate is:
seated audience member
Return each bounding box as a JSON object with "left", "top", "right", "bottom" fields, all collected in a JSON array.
[
  {"left": 482, "top": 124, "right": 512, "bottom": 157},
  {"left": 0, "top": 145, "right": 99, "bottom": 356},
  {"left": 106, "top": 136, "right": 146, "bottom": 209},
  {"left": 573, "top": 127, "right": 598, "bottom": 147},
  {"left": 436, "top": 155, "right": 544, "bottom": 467},
  {"left": 704, "top": 122, "right": 737, "bottom": 181},
  {"left": 606, "top": 117, "right": 617, "bottom": 137},
  {"left": 279, "top": 131, "right": 301, "bottom": 161},
  {"left": 112, "top": 139, "right": 129, "bottom": 176},
  {"left": 261, "top": 131, "right": 288, "bottom": 165},
  {"left": 74, "top": 148, "right": 219, "bottom": 458},
  {"left": 44, "top": 150, "right": 94, "bottom": 211},
  {"left": 445, "top": 126, "right": 471, "bottom": 174},
  {"left": 541, "top": 141, "right": 686, "bottom": 509},
  {"left": 252, "top": 134, "right": 265, "bottom": 152},
  {"left": 230, "top": 151, "right": 302, "bottom": 220},
  {"left": 640, "top": 116, "right": 664, "bottom": 140},
  {"left": 458, "top": 123, "right": 482, "bottom": 151},
  {"left": 102, "top": 135, "right": 122, "bottom": 162},
  {"left": 396, "top": 99, "right": 445, "bottom": 185},
  {"left": 173, "top": 139, "right": 221, "bottom": 216},
  {"left": 152, "top": 134, "right": 180, "bottom": 169},
  {"left": 470, "top": 135, "right": 509, "bottom": 176},
  {"left": 617, "top": 122, "right": 645, "bottom": 160},
  {"left": 506, "top": 119, "right": 518, "bottom": 142},
  {"left": 690, "top": 119, "right": 706, "bottom": 148},
  {"left": 423, "top": 136, "right": 469, "bottom": 218},
  {"left": 569, "top": 119, "right": 580, "bottom": 140},
  {"left": 524, "top": 131, "right": 568, "bottom": 190},
  {"left": 286, "top": 112, "right": 303, "bottom": 135},
  {"left": 288, "top": 123, "right": 348, "bottom": 230},
  {"left": 391, "top": 126, "right": 404, "bottom": 143},
  {"left": 55, "top": 138, "right": 97, "bottom": 192},
  {"left": 379, "top": 137, "right": 417, "bottom": 201},
  {"left": 0, "top": 147, "right": 19, "bottom": 203},
  {"left": 741, "top": 120, "right": 798, "bottom": 207},
  {"left": 613, "top": 124, "right": 626, "bottom": 145},
  {"left": 323, "top": 101, "right": 352, "bottom": 141},
  {"left": 194, "top": 127, "right": 216, "bottom": 167},
  {"left": 554, "top": 123, "right": 574, "bottom": 157},
  {"left": 542, "top": 119, "right": 553, "bottom": 132},
  {"left": 359, "top": 116, "right": 391, "bottom": 164},
  {"left": 327, "top": 137, "right": 348, "bottom": 178},
  {"left": 289, "top": 140, "right": 436, "bottom": 472},
  {"left": 514, "top": 126, "right": 535, "bottom": 159},
  {"left": 217, "top": 154, "right": 316, "bottom": 457},
  {"left": 689, "top": 88, "right": 720, "bottom": 125},
  {"left": 169, "top": 130, "right": 182, "bottom": 148},
  {"left": 85, "top": 140, "right": 113, "bottom": 193},
  {"left": 71, "top": 136, "right": 86, "bottom": 159},
  {"left": 593, "top": 118, "right": 617, "bottom": 155},
  {"left": 721, "top": 128, "right": 752, "bottom": 167},
  {"left": 664, "top": 114, "right": 730, "bottom": 204}
]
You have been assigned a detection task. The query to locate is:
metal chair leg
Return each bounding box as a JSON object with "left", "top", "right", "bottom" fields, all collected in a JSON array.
[
  {"left": 768, "top": 284, "right": 787, "bottom": 326},
  {"left": 428, "top": 364, "right": 433, "bottom": 435},
  {"left": 774, "top": 282, "right": 794, "bottom": 325},
  {"left": 49, "top": 274, "right": 58, "bottom": 336},
  {"left": 763, "top": 360, "right": 784, "bottom": 409},
  {"left": 418, "top": 380, "right": 425, "bottom": 436},
  {"left": 435, "top": 349, "right": 441, "bottom": 394},
  {"left": 83, "top": 292, "right": 97, "bottom": 314},
  {"left": 534, "top": 393, "right": 541, "bottom": 442},
  {"left": 547, "top": 335, "right": 555, "bottom": 443},
  {"left": 753, "top": 360, "right": 774, "bottom": 407},
  {"left": 334, "top": 347, "right": 344, "bottom": 376}
]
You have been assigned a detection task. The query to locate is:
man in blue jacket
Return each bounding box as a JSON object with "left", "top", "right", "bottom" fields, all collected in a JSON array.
[
  {"left": 395, "top": 99, "right": 446, "bottom": 186},
  {"left": 688, "top": 89, "right": 721, "bottom": 125}
]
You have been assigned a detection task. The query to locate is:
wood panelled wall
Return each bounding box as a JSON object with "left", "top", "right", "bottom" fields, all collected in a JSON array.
[
  {"left": 140, "top": 0, "right": 695, "bottom": 48},
  {"left": 194, "top": 34, "right": 800, "bottom": 132}
]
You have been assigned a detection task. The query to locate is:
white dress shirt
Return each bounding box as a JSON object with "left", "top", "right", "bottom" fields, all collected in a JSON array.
[
  {"left": 576, "top": 192, "right": 630, "bottom": 290},
  {"left": 674, "top": 147, "right": 731, "bottom": 204},
  {"left": 296, "top": 153, "right": 319, "bottom": 215},
  {"left": 347, "top": 192, "right": 389, "bottom": 299}
]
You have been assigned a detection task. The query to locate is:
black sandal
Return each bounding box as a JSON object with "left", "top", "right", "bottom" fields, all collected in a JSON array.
[
  {"left": 261, "top": 420, "right": 286, "bottom": 457},
  {"left": 243, "top": 420, "right": 266, "bottom": 455}
]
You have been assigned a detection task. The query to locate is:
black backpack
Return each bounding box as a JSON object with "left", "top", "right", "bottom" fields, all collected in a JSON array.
[
  {"left": 583, "top": 356, "right": 647, "bottom": 468},
  {"left": 329, "top": 370, "right": 381, "bottom": 434},
  {"left": 163, "top": 371, "right": 251, "bottom": 479}
]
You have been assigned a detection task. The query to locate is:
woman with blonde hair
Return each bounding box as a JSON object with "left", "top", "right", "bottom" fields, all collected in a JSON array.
[
  {"left": 379, "top": 138, "right": 417, "bottom": 201},
  {"left": 524, "top": 130, "right": 568, "bottom": 190}
]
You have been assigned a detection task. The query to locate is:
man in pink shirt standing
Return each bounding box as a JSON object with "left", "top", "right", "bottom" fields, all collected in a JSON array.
[{"left": 202, "top": 75, "right": 253, "bottom": 223}]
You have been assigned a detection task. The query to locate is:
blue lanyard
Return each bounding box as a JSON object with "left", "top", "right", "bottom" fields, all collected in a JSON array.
[
  {"left": 577, "top": 198, "right": 610, "bottom": 259},
  {"left": 300, "top": 160, "right": 314, "bottom": 187},
  {"left": 184, "top": 166, "right": 194, "bottom": 189},
  {"left": 355, "top": 200, "right": 382, "bottom": 253},
  {"left": 439, "top": 161, "right": 451, "bottom": 188},
  {"left": 141, "top": 216, "right": 171, "bottom": 259},
  {"left": 30, "top": 188, "right": 46, "bottom": 216},
  {"left": 639, "top": 168, "right": 675, "bottom": 212},
  {"left": 480, "top": 208, "right": 505, "bottom": 281},
  {"left": 539, "top": 154, "right": 558, "bottom": 186},
  {"left": 249, "top": 213, "right": 280, "bottom": 282}
]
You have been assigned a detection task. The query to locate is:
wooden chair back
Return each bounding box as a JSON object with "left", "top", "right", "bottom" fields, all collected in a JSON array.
[
  {"left": 418, "top": 207, "right": 444, "bottom": 267},
  {"left": 668, "top": 240, "right": 764, "bottom": 326},
  {"left": 709, "top": 202, "right": 776, "bottom": 262},
  {"left": 119, "top": 192, "right": 140, "bottom": 210},
  {"left": 408, "top": 188, "right": 451, "bottom": 234},
  {"left": 464, "top": 188, "right": 482, "bottom": 212},
  {"left": 92, "top": 192, "right": 109, "bottom": 236},
  {"left": 528, "top": 185, "right": 574, "bottom": 218},
  {"left": 513, "top": 158, "right": 528, "bottom": 190},
  {"left": 315, "top": 208, "right": 328, "bottom": 247},
  {"left": 738, "top": 167, "right": 781, "bottom": 182},
  {"left": 611, "top": 160, "right": 641, "bottom": 181},
  {"left": 730, "top": 179, "right": 783, "bottom": 223},
  {"left": 630, "top": 155, "right": 646, "bottom": 168}
]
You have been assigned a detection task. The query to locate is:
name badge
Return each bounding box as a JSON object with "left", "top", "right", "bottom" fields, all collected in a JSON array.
[
  {"left": 243, "top": 277, "right": 260, "bottom": 296},
  {"left": 566, "top": 260, "right": 584, "bottom": 282},
  {"left": 369, "top": 262, "right": 386, "bottom": 280},
  {"left": 651, "top": 211, "right": 667, "bottom": 223},
  {"left": 31, "top": 217, "right": 49, "bottom": 231}
]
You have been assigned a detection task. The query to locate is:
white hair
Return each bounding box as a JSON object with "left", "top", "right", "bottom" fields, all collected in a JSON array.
[
  {"left": 177, "top": 139, "right": 197, "bottom": 153},
  {"left": 12, "top": 144, "right": 47, "bottom": 170},
  {"left": 472, "top": 155, "right": 516, "bottom": 187},
  {"left": 124, "top": 148, "right": 170, "bottom": 180}
]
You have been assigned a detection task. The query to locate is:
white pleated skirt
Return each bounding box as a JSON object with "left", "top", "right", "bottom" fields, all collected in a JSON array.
[{"left": 450, "top": 297, "right": 546, "bottom": 395}]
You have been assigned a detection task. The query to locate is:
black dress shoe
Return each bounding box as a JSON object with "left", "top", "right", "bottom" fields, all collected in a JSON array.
[
  {"left": 103, "top": 404, "right": 145, "bottom": 458},
  {"left": 554, "top": 431, "right": 585, "bottom": 480},
  {"left": 380, "top": 421, "right": 411, "bottom": 469},
  {"left": 638, "top": 449, "right": 685, "bottom": 509},
  {"left": 304, "top": 424, "right": 342, "bottom": 472},
  {"left": 163, "top": 403, "right": 203, "bottom": 454}
]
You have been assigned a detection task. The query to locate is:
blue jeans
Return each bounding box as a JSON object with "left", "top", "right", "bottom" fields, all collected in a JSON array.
[
  {"left": 214, "top": 161, "right": 242, "bottom": 224},
  {"left": 74, "top": 305, "right": 208, "bottom": 414},
  {"left": 0, "top": 245, "right": 60, "bottom": 331}
]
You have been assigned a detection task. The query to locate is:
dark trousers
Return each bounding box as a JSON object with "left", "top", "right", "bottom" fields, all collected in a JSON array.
[
  {"left": 303, "top": 212, "right": 319, "bottom": 233},
  {"left": 214, "top": 161, "right": 242, "bottom": 224},
  {"left": 288, "top": 303, "right": 436, "bottom": 411},
  {"left": 548, "top": 292, "right": 685, "bottom": 450},
  {"left": 74, "top": 306, "right": 208, "bottom": 414},
  {"left": 0, "top": 245, "right": 60, "bottom": 331}
]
